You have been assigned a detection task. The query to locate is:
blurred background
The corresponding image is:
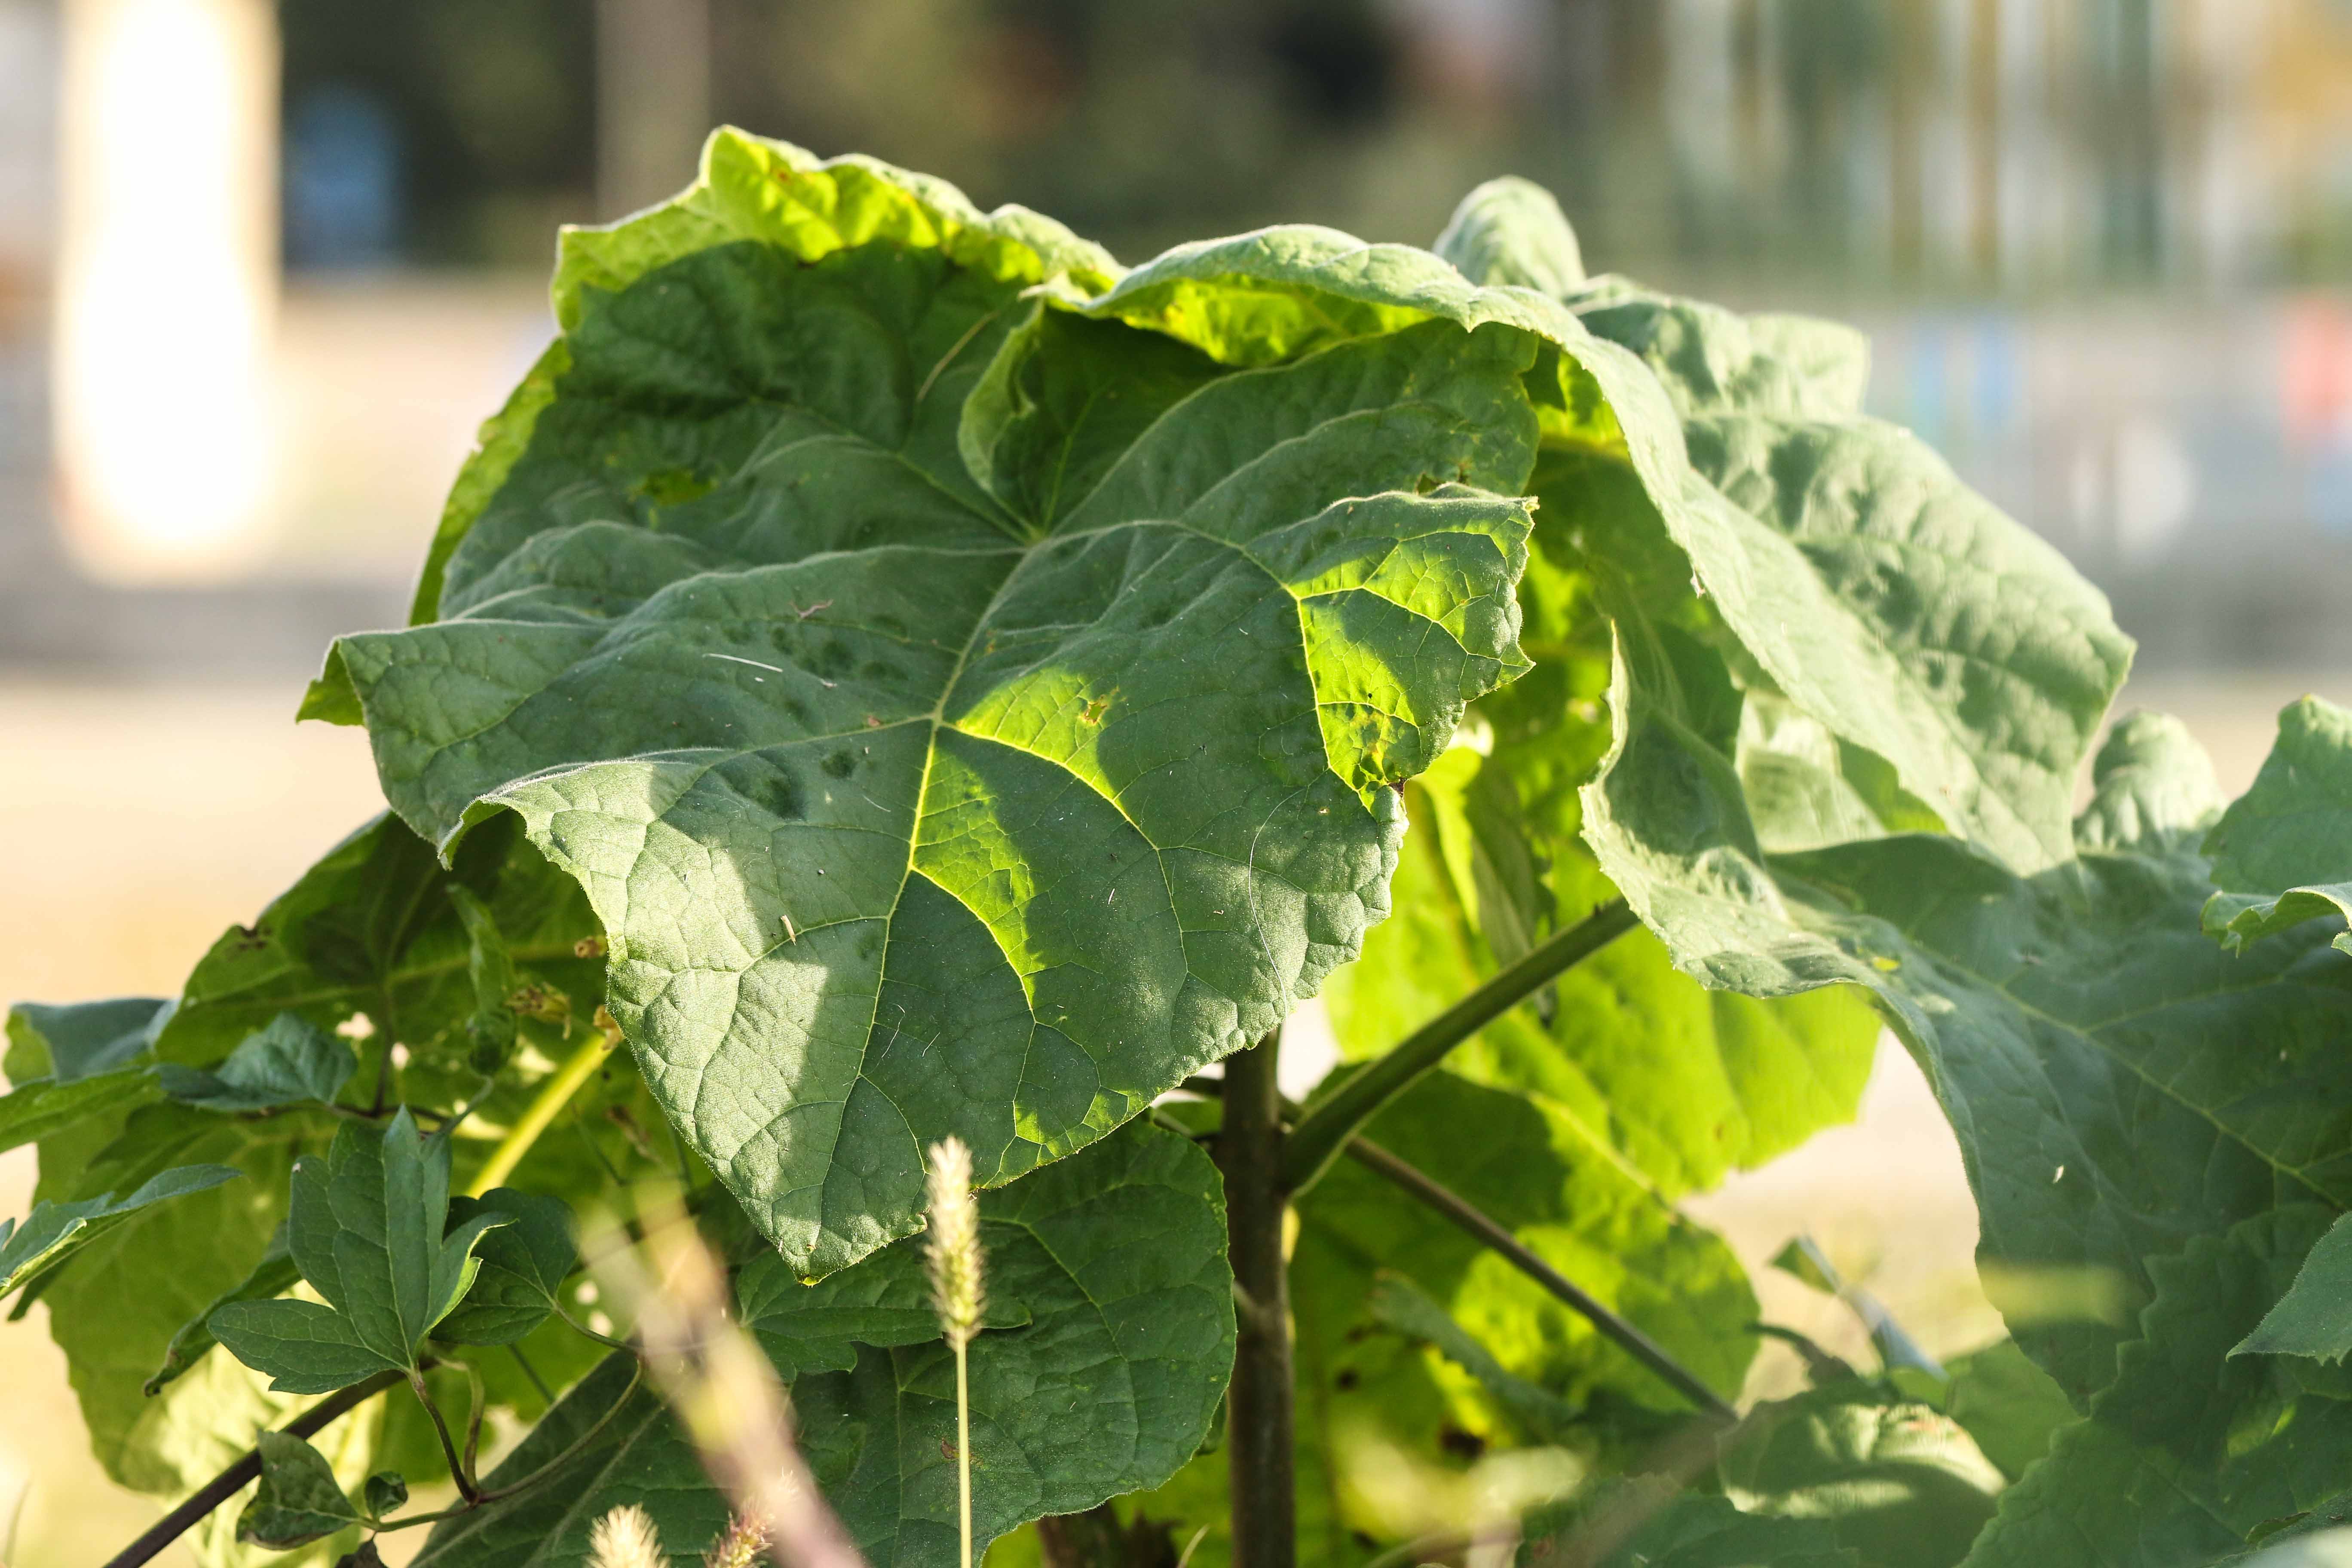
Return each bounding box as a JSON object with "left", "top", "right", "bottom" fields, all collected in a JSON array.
[{"left": 5, "top": 1, "right": 2352, "bottom": 1560}]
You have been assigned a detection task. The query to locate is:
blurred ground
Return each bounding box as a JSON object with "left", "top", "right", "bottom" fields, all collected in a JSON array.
[{"left": 3, "top": 668, "right": 2349, "bottom": 1561}]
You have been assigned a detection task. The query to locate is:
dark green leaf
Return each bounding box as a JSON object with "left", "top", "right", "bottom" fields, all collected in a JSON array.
[
  {"left": 0, "top": 1162, "right": 242, "bottom": 1298},
  {"left": 4, "top": 995, "right": 171, "bottom": 1081},
  {"left": 211, "top": 1109, "right": 511, "bottom": 1391},
  {"left": 415, "top": 1120, "right": 1231, "bottom": 1567},
  {"left": 430, "top": 1188, "right": 577, "bottom": 1346},
  {"left": 159, "top": 1011, "right": 357, "bottom": 1111},
  {"left": 238, "top": 1430, "right": 367, "bottom": 1548},
  {"left": 1962, "top": 1209, "right": 2352, "bottom": 1567},
  {"left": 2236, "top": 1210, "right": 2352, "bottom": 1364},
  {"left": 2201, "top": 697, "right": 2352, "bottom": 952},
  {"left": 0, "top": 1066, "right": 159, "bottom": 1155},
  {"left": 327, "top": 133, "right": 1540, "bottom": 1281},
  {"left": 364, "top": 1469, "right": 409, "bottom": 1518},
  {"left": 146, "top": 1221, "right": 302, "bottom": 1395}
]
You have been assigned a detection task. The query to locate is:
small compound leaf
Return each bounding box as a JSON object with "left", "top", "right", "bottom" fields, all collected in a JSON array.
[
  {"left": 431, "top": 1188, "right": 578, "bottom": 1346},
  {"left": 364, "top": 1469, "right": 409, "bottom": 1518},
  {"left": 415, "top": 1121, "right": 1232, "bottom": 1568},
  {"left": 2202, "top": 697, "right": 2352, "bottom": 952},
  {"left": 1432, "top": 175, "right": 1585, "bottom": 296},
  {"left": 212, "top": 1110, "right": 511, "bottom": 1390},
  {"left": 159, "top": 1012, "right": 357, "bottom": 1112},
  {"left": 147, "top": 1221, "right": 302, "bottom": 1395},
  {"left": 4, "top": 995, "right": 171, "bottom": 1081},
  {"left": 2235, "top": 1211, "right": 2352, "bottom": 1365},
  {"left": 0, "top": 1162, "right": 243, "bottom": 1299},
  {"left": 1722, "top": 1385, "right": 2006, "bottom": 1568},
  {"left": 239, "top": 1430, "right": 368, "bottom": 1549}
]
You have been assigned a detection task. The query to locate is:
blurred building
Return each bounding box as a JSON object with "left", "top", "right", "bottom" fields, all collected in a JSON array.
[{"left": 1, "top": 0, "right": 2350, "bottom": 673}]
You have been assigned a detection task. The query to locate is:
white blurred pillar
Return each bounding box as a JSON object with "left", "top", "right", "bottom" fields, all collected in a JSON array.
[
  {"left": 597, "top": 0, "right": 710, "bottom": 220},
  {"left": 54, "top": 0, "right": 278, "bottom": 580}
]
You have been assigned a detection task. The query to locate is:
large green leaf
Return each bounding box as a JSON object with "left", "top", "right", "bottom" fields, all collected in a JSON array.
[
  {"left": 412, "top": 1120, "right": 1232, "bottom": 1567},
  {"left": 1421, "top": 181, "right": 2132, "bottom": 877},
  {"left": 1581, "top": 622, "right": 2352, "bottom": 1396},
  {"left": 211, "top": 1109, "right": 511, "bottom": 1392},
  {"left": 317, "top": 131, "right": 1544, "bottom": 1280},
  {"left": 2201, "top": 697, "right": 2352, "bottom": 953},
  {"left": 1963, "top": 1208, "right": 2352, "bottom": 1567}
]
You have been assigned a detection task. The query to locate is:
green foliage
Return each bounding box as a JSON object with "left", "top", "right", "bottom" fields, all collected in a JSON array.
[
  {"left": 210, "top": 1110, "right": 511, "bottom": 1393},
  {"left": 160, "top": 1013, "right": 357, "bottom": 1112},
  {"left": 414, "top": 1122, "right": 1232, "bottom": 1567},
  {"left": 0, "top": 1163, "right": 243, "bottom": 1298},
  {"left": 2237, "top": 1211, "right": 2352, "bottom": 1365},
  {"left": 240, "top": 1431, "right": 372, "bottom": 1549},
  {"left": 20, "top": 136, "right": 2349, "bottom": 1568}
]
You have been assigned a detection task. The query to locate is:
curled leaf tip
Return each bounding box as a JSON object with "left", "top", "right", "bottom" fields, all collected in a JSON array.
[{"left": 925, "top": 1136, "right": 987, "bottom": 1348}]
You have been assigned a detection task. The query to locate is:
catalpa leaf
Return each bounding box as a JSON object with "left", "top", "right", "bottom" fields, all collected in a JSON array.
[
  {"left": 429, "top": 1188, "right": 576, "bottom": 1347},
  {"left": 1938, "top": 1339, "right": 2076, "bottom": 1485},
  {"left": 211, "top": 1109, "right": 511, "bottom": 1392},
  {"left": 2233, "top": 1210, "right": 2352, "bottom": 1364},
  {"left": 1580, "top": 622, "right": 2352, "bottom": 1402},
  {"left": 413, "top": 1121, "right": 1231, "bottom": 1567},
  {"left": 1962, "top": 1208, "right": 2352, "bottom": 1568},
  {"left": 0, "top": 1162, "right": 243, "bottom": 1298},
  {"left": 1364, "top": 1271, "right": 1581, "bottom": 1445},
  {"left": 318, "top": 131, "right": 1540, "bottom": 1278},
  {"left": 238, "top": 1430, "right": 368, "bottom": 1549},
  {"left": 2201, "top": 697, "right": 2352, "bottom": 953},
  {"left": 1423, "top": 179, "right": 2131, "bottom": 876},
  {"left": 160, "top": 1011, "right": 357, "bottom": 1112}
]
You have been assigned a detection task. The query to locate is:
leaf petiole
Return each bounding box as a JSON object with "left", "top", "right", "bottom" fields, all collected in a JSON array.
[
  {"left": 1280, "top": 900, "right": 1636, "bottom": 1192},
  {"left": 410, "top": 1369, "right": 482, "bottom": 1504},
  {"left": 466, "top": 1018, "right": 620, "bottom": 1196}
]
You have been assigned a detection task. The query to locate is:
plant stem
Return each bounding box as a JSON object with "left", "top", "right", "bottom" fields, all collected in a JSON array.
[
  {"left": 1219, "top": 1026, "right": 1295, "bottom": 1568},
  {"left": 1343, "top": 1138, "right": 1736, "bottom": 1423},
  {"left": 412, "top": 1368, "right": 483, "bottom": 1503},
  {"left": 956, "top": 1338, "right": 974, "bottom": 1568},
  {"left": 1281, "top": 900, "right": 1636, "bottom": 1192},
  {"left": 100, "top": 1369, "right": 404, "bottom": 1568},
  {"left": 467, "top": 1023, "right": 619, "bottom": 1196}
]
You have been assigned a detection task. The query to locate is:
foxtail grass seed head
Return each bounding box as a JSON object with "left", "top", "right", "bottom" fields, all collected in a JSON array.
[
  {"left": 703, "top": 1510, "right": 771, "bottom": 1568},
  {"left": 588, "top": 1503, "right": 670, "bottom": 1568},
  {"left": 925, "top": 1136, "right": 986, "bottom": 1348}
]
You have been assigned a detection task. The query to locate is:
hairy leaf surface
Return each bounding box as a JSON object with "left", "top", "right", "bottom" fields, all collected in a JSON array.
[
  {"left": 413, "top": 1121, "right": 1231, "bottom": 1567},
  {"left": 320, "top": 131, "right": 1544, "bottom": 1278}
]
